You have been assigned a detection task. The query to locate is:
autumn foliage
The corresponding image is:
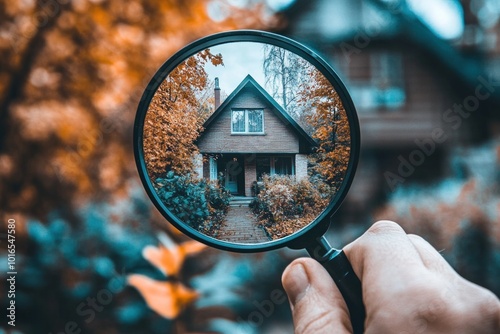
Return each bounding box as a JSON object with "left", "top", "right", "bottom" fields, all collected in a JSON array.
[
  {"left": 0, "top": 1, "right": 283, "bottom": 332},
  {"left": 128, "top": 234, "right": 206, "bottom": 319},
  {"left": 0, "top": 0, "right": 278, "bottom": 220},
  {"left": 300, "top": 67, "right": 351, "bottom": 189},
  {"left": 262, "top": 46, "right": 352, "bottom": 190},
  {"left": 251, "top": 174, "right": 331, "bottom": 239},
  {"left": 143, "top": 49, "right": 223, "bottom": 179}
]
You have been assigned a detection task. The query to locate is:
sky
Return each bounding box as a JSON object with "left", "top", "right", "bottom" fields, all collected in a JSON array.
[
  {"left": 207, "top": 0, "right": 297, "bottom": 22},
  {"left": 208, "top": 0, "right": 467, "bottom": 41},
  {"left": 204, "top": 41, "right": 268, "bottom": 97},
  {"left": 406, "top": 0, "right": 464, "bottom": 40}
]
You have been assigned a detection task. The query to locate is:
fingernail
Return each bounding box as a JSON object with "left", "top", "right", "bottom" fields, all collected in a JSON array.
[{"left": 283, "top": 262, "right": 310, "bottom": 306}]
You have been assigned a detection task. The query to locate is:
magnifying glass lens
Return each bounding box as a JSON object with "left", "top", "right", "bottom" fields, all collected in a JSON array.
[{"left": 142, "top": 41, "right": 351, "bottom": 245}]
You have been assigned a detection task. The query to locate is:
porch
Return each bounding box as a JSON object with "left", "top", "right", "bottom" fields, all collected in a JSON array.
[
  {"left": 194, "top": 153, "right": 308, "bottom": 197},
  {"left": 229, "top": 196, "right": 254, "bottom": 207}
]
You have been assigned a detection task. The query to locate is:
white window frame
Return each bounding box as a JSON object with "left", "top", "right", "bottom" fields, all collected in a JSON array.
[{"left": 231, "top": 109, "right": 265, "bottom": 134}]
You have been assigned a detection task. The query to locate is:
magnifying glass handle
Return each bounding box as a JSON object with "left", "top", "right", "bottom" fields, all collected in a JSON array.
[{"left": 306, "top": 236, "right": 365, "bottom": 334}]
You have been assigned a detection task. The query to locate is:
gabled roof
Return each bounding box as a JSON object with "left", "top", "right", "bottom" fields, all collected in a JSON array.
[{"left": 201, "top": 74, "right": 317, "bottom": 150}]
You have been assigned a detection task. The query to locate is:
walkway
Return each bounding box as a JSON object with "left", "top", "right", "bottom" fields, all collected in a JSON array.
[{"left": 218, "top": 206, "right": 270, "bottom": 244}]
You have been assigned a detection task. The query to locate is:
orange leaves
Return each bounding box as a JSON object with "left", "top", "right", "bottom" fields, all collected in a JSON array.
[
  {"left": 1, "top": 0, "right": 279, "bottom": 218},
  {"left": 12, "top": 101, "right": 94, "bottom": 142},
  {"left": 127, "top": 275, "right": 198, "bottom": 319},
  {"left": 299, "top": 66, "right": 351, "bottom": 187},
  {"left": 128, "top": 234, "right": 206, "bottom": 319},
  {"left": 142, "top": 239, "right": 206, "bottom": 277},
  {"left": 143, "top": 49, "right": 224, "bottom": 178}
]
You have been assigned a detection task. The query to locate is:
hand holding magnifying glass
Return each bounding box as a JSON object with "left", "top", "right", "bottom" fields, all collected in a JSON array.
[{"left": 283, "top": 221, "right": 500, "bottom": 334}]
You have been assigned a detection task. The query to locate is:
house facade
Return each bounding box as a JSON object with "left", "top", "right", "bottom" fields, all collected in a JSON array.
[
  {"left": 280, "top": 0, "right": 500, "bottom": 218},
  {"left": 194, "top": 75, "right": 316, "bottom": 196}
]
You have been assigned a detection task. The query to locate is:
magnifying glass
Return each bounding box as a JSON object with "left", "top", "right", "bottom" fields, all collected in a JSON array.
[{"left": 134, "top": 30, "right": 364, "bottom": 333}]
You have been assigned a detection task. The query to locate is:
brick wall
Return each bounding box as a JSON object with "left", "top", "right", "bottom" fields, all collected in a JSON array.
[
  {"left": 244, "top": 156, "right": 256, "bottom": 196},
  {"left": 198, "top": 86, "right": 300, "bottom": 153}
]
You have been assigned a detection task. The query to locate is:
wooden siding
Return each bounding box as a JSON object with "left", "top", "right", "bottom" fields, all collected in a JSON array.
[
  {"left": 330, "top": 46, "right": 454, "bottom": 147},
  {"left": 197, "top": 87, "right": 300, "bottom": 153}
]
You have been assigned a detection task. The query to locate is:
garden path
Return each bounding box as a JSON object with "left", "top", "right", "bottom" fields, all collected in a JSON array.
[{"left": 218, "top": 206, "right": 270, "bottom": 243}]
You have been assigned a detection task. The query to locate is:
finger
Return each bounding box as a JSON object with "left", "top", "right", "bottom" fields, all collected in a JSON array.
[
  {"left": 344, "top": 221, "right": 426, "bottom": 280},
  {"left": 282, "top": 258, "right": 352, "bottom": 334},
  {"left": 343, "top": 221, "right": 430, "bottom": 314},
  {"left": 407, "top": 234, "right": 456, "bottom": 277}
]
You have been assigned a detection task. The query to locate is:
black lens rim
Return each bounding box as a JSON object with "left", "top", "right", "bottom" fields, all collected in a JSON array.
[{"left": 133, "top": 30, "right": 360, "bottom": 252}]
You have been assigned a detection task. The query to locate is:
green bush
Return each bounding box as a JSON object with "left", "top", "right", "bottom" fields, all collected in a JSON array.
[
  {"left": 154, "top": 171, "right": 231, "bottom": 233},
  {"left": 155, "top": 172, "right": 210, "bottom": 230},
  {"left": 206, "top": 181, "right": 231, "bottom": 214}
]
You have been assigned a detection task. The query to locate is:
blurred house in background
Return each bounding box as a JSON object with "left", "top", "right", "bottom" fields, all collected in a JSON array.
[
  {"left": 1, "top": 0, "right": 498, "bottom": 333},
  {"left": 280, "top": 0, "right": 500, "bottom": 220}
]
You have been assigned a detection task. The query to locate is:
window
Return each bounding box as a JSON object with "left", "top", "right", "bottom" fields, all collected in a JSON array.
[
  {"left": 232, "top": 110, "right": 245, "bottom": 132},
  {"left": 348, "top": 51, "right": 406, "bottom": 111},
  {"left": 231, "top": 109, "right": 264, "bottom": 133},
  {"left": 370, "top": 52, "right": 405, "bottom": 109},
  {"left": 274, "top": 157, "right": 293, "bottom": 175},
  {"left": 256, "top": 156, "right": 294, "bottom": 180}
]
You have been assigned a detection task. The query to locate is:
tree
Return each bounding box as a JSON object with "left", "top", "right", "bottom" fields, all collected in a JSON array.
[
  {"left": 262, "top": 45, "right": 307, "bottom": 118},
  {"left": 143, "top": 49, "right": 223, "bottom": 179},
  {"left": 0, "top": 0, "right": 276, "bottom": 219},
  {"left": 299, "top": 67, "right": 351, "bottom": 188}
]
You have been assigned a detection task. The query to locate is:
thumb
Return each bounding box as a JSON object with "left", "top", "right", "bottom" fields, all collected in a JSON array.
[{"left": 282, "top": 258, "right": 352, "bottom": 334}]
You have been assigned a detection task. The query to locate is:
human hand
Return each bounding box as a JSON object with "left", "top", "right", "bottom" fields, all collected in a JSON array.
[{"left": 282, "top": 221, "right": 500, "bottom": 333}]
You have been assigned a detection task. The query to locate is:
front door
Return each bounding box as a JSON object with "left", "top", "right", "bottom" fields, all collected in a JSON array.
[{"left": 225, "top": 156, "right": 242, "bottom": 194}]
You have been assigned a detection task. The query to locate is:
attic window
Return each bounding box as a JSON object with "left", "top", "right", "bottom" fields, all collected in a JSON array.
[{"left": 231, "top": 109, "right": 264, "bottom": 134}]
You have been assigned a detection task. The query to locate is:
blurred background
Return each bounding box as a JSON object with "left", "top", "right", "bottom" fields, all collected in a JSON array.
[{"left": 1, "top": 0, "right": 499, "bottom": 333}]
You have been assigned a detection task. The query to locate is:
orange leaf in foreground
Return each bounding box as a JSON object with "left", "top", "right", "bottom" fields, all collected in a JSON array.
[
  {"left": 142, "top": 239, "right": 207, "bottom": 277},
  {"left": 128, "top": 274, "right": 198, "bottom": 319}
]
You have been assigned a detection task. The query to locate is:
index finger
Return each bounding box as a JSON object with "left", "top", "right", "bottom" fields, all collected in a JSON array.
[{"left": 343, "top": 221, "right": 429, "bottom": 310}]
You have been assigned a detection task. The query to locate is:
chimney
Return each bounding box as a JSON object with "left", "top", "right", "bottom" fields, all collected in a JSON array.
[{"left": 214, "top": 77, "right": 221, "bottom": 110}]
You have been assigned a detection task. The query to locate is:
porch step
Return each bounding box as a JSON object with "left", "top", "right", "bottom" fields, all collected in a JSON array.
[{"left": 229, "top": 196, "right": 254, "bottom": 207}]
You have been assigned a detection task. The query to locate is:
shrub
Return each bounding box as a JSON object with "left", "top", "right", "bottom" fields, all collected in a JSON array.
[
  {"left": 154, "top": 171, "right": 231, "bottom": 234},
  {"left": 17, "top": 190, "right": 169, "bottom": 333},
  {"left": 250, "top": 175, "right": 329, "bottom": 227},
  {"left": 202, "top": 181, "right": 231, "bottom": 236},
  {"left": 206, "top": 181, "right": 231, "bottom": 214},
  {"left": 155, "top": 172, "right": 210, "bottom": 230}
]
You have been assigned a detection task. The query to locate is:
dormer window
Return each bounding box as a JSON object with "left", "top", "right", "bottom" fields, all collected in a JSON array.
[{"left": 231, "top": 109, "right": 264, "bottom": 134}]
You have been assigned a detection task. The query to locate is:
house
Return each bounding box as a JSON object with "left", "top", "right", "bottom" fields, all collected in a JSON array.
[
  {"left": 278, "top": 0, "right": 500, "bottom": 218},
  {"left": 194, "top": 75, "right": 317, "bottom": 196}
]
